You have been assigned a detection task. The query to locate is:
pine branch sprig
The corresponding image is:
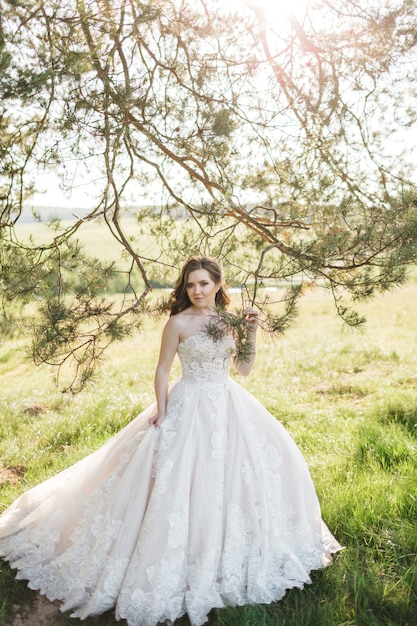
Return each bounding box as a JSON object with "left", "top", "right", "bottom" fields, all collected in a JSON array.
[{"left": 205, "top": 307, "right": 255, "bottom": 363}]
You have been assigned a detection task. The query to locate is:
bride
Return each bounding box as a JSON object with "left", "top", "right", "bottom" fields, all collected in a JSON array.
[{"left": 0, "top": 256, "right": 342, "bottom": 626}]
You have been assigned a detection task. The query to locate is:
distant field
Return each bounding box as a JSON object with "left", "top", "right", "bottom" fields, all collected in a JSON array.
[
  {"left": 15, "top": 217, "right": 157, "bottom": 264},
  {"left": 1, "top": 282, "right": 416, "bottom": 625}
]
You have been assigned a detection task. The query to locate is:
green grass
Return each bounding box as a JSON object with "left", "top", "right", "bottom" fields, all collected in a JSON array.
[
  {"left": 14, "top": 218, "right": 144, "bottom": 263},
  {"left": 1, "top": 286, "right": 417, "bottom": 625}
]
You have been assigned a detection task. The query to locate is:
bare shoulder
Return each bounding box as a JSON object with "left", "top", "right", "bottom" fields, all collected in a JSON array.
[
  {"left": 169, "top": 311, "right": 192, "bottom": 333},
  {"left": 157, "top": 316, "right": 182, "bottom": 358},
  {"left": 162, "top": 313, "right": 189, "bottom": 341},
  {"left": 167, "top": 310, "right": 201, "bottom": 342},
  {"left": 162, "top": 315, "right": 182, "bottom": 337}
]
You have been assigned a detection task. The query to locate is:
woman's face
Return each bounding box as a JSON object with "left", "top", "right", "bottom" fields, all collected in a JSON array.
[{"left": 186, "top": 268, "right": 220, "bottom": 310}]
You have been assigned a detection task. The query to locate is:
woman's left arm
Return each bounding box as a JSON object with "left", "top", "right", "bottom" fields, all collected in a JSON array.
[{"left": 233, "top": 307, "right": 259, "bottom": 377}]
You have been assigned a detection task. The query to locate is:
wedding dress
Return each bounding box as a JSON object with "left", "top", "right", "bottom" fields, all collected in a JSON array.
[{"left": 0, "top": 332, "right": 342, "bottom": 626}]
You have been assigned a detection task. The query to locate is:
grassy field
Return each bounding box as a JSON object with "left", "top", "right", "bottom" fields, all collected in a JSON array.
[
  {"left": 0, "top": 283, "right": 416, "bottom": 625},
  {"left": 14, "top": 217, "right": 151, "bottom": 263}
]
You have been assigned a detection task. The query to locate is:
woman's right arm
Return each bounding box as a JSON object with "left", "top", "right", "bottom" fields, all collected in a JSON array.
[{"left": 149, "top": 318, "right": 180, "bottom": 429}]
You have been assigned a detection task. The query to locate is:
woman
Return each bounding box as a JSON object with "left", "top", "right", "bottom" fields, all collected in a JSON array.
[{"left": 0, "top": 256, "right": 342, "bottom": 626}]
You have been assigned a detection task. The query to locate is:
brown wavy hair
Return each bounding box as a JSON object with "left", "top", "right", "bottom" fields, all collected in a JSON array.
[{"left": 170, "top": 256, "right": 231, "bottom": 316}]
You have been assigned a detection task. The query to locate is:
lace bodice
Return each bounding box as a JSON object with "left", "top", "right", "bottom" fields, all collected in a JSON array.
[{"left": 177, "top": 333, "right": 235, "bottom": 386}]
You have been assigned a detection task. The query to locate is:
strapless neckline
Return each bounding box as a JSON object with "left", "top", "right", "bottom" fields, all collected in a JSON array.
[{"left": 178, "top": 332, "right": 206, "bottom": 347}]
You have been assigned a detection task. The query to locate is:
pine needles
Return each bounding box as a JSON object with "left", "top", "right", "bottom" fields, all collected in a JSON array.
[{"left": 204, "top": 308, "right": 255, "bottom": 363}]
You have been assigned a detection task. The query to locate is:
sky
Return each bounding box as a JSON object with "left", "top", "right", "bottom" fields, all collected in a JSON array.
[{"left": 30, "top": 172, "right": 101, "bottom": 211}]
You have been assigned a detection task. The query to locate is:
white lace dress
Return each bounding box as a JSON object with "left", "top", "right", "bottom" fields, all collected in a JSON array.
[{"left": 0, "top": 333, "right": 342, "bottom": 626}]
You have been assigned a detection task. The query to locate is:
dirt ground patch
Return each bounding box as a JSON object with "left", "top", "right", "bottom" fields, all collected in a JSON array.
[
  {"left": 5, "top": 596, "right": 62, "bottom": 626},
  {"left": 0, "top": 466, "right": 26, "bottom": 487}
]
